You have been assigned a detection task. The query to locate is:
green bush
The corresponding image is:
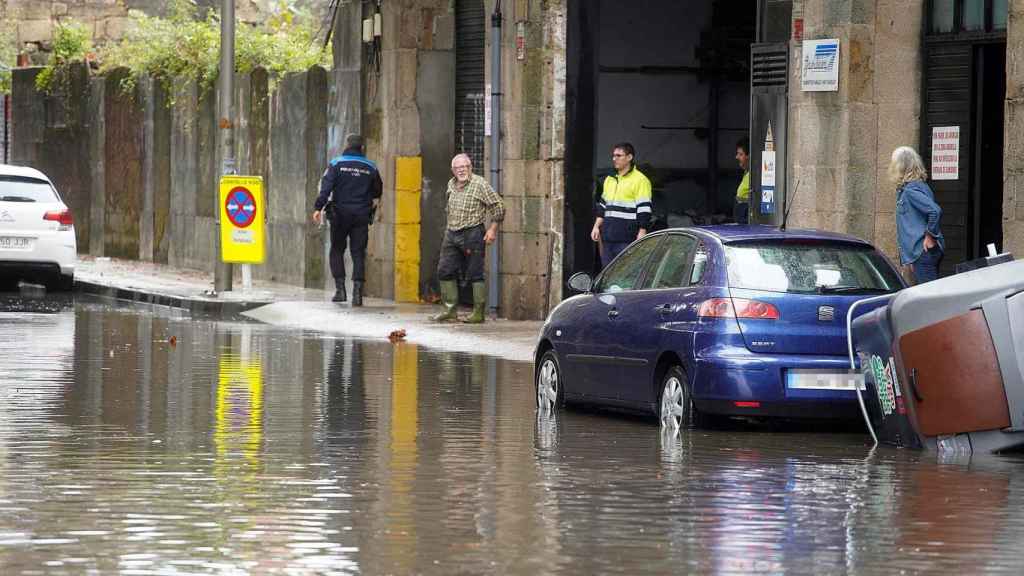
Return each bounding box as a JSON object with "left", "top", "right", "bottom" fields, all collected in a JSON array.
[
  {"left": 35, "top": 20, "right": 92, "bottom": 93},
  {"left": 0, "top": 21, "right": 15, "bottom": 94},
  {"left": 98, "top": 0, "right": 330, "bottom": 100}
]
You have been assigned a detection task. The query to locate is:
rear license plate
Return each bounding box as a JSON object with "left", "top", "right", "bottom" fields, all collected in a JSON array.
[
  {"left": 786, "top": 369, "right": 864, "bottom": 391},
  {"left": 0, "top": 236, "right": 34, "bottom": 250}
]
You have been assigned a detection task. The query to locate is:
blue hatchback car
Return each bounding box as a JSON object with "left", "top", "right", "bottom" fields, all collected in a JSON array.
[{"left": 534, "top": 225, "right": 906, "bottom": 429}]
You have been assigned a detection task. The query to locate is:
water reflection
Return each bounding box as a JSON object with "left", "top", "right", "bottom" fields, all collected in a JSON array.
[{"left": 0, "top": 297, "right": 1021, "bottom": 574}]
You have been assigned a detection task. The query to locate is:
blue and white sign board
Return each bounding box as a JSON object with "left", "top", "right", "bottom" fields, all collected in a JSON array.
[
  {"left": 801, "top": 39, "right": 840, "bottom": 92},
  {"left": 761, "top": 150, "right": 776, "bottom": 215}
]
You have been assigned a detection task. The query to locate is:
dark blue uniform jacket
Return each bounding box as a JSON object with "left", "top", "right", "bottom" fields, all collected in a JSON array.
[{"left": 314, "top": 149, "right": 383, "bottom": 219}]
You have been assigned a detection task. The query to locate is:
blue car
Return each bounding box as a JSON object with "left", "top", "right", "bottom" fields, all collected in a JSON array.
[{"left": 534, "top": 225, "right": 906, "bottom": 429}]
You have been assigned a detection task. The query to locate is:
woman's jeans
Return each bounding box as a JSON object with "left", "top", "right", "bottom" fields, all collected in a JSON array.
[{"left": 912, "top": 246, "right": 943, "bottom": 284}]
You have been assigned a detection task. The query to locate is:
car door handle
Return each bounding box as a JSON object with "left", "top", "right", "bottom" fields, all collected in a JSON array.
[
  {"left": 655, "top": 304, "right": 672, "bottom": 315},
  {"left": 608, "top": 309, "right": 619, "bottom": 319}
]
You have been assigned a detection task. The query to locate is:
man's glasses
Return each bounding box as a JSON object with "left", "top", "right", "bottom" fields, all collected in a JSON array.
[
  {"left": 453, "top": 165, "right": 471, "bottom": 170},
  {"left": 612, "top": 153, "right": 628, "bottom": 158}
]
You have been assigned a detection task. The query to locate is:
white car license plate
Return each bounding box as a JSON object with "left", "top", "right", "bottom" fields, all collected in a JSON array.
[
  {"left": 0, "top": 236, "right": 34, "bottom": 251},
  {"left": 786, "top": 369, "right": 865, "bottom": 391}
]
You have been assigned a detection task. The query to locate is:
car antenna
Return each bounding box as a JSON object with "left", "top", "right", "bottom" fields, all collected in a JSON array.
[{"left": 780, "top": 176, "right": 800, "bottom": 231}]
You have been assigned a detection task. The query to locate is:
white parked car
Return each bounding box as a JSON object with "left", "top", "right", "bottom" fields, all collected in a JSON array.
[{"left": 0, "top": 164, "right": 76, "bottom": 291}]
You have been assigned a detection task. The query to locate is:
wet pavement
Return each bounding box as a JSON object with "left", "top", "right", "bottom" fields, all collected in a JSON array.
[{"left": 2, "top": 293, "right": 1024, "bottom": 574}]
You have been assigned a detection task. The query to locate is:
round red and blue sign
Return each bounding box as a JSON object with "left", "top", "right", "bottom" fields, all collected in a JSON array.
[{"left": 225, "top": 187, "right": 257, "bottom": 228}]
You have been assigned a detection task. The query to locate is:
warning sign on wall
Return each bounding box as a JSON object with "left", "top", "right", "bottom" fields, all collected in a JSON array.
[
  {"left": 219, "top": 176, "right": 265, "bottom": 264},
  {"left": 931, "top": 126, "right": 960, "bottom": 181}
]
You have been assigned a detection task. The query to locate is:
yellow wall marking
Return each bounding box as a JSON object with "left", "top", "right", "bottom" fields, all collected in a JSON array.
[{"left": 394, "top": 157, "right": 421, "bottom": 302}]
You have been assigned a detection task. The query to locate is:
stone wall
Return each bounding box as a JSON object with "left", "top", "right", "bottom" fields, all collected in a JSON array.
[
  {"left": 494, "top": 0, "right": 566, "bottom": 318},
  {"left": 1004, "top": 1, "right": 1024, "bottom": 258},
  {"left": 11, "top": 65, "right": 332, "bottom": 289},
  {"left": 786, "top": 0, "right": 923, "bottom": 266},
  {"left": 786, "top": 0, "right": 925, "bottom": 264},
  {"left": 360, "top": 0, "right": 566, "bottom": 319},
  {"left": 4, "top": 0, "right": 331, "bottom": 62}
]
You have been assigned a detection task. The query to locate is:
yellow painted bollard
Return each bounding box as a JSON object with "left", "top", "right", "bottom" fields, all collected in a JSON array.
[{"left": 394, "top": 157, "right": 421, "bottom": 303}]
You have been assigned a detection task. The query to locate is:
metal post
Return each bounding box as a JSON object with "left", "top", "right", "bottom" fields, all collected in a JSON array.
[
  {"left": 488, "top": 2, "right": 503, "bottom": 316},
  {"left": 216, "top": 0, "right": 236, "bottom": 293}
]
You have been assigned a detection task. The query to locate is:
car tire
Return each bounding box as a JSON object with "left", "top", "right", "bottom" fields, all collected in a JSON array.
[
  {"left": 659, "top": 365, "right": 695, "bottom": 430},
  {"left": 536, "top": 349, "right": 564, "bottom": 412},
  {"left": 49, "top": 274, "right": 74, "bottom": 292}
]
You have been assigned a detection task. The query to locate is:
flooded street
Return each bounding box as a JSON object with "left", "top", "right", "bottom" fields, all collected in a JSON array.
[{"left": 1, "top": 295, "right": 1023, "bottom": 574}]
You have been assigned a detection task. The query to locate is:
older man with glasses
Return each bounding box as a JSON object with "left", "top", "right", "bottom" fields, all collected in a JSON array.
[
  {"left": 431, "top": 153, "right": 505, "bottom": 324},
  {"left": 591, "top": 142, "right": 653, "bottom": 268}
]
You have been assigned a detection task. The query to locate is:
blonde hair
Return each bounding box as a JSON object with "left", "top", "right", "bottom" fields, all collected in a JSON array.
[{"left": 888, "top": 146, "right": 928, "bottom": 189}]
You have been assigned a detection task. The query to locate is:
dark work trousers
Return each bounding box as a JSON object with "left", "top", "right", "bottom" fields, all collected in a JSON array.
[
  {"left": 911, "top": 245, "right": 943, "bottom": 284},
  {"left": 329, "top": 209, "right": 370, "bottom": 282},
  {"left": 734, "top": 201, "right": 749, "bottom": 224},
  {"left": 438, "top": 224, "right": 486, "bottom": 282},
  {"left": 600, "top": 240, "right": 631, "bottom": 269}
]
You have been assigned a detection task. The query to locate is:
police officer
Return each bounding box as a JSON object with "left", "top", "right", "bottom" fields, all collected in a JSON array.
[
  {"left": 591, "top": 142, "right": 652, "bottom": 267},
  {"left": 312, "top": 134, "right": 382, "bottom": 306}
]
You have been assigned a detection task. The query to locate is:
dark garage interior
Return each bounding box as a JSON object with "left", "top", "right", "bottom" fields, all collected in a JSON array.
[{"left": 564, "top": 0, "right": 759, "bottom": 278}]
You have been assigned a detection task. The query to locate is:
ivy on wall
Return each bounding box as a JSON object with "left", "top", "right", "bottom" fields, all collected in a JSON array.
[{"left": 21, "top": 0, "right": 330, "bottom": 101}]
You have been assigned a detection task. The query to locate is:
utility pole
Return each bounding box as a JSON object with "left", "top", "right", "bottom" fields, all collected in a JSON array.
[{"left": 215, "top": 0, "right": 236, "bottom": 293}]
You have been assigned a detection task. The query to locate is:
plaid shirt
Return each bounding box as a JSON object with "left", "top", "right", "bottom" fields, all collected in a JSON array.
[{"left": 445, "top": 174, "right": 505, "bottom": 231}]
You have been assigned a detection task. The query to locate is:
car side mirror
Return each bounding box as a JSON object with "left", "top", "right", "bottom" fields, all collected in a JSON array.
[{"left": 567, "top": 272, "right": 593, "bottom": 293}]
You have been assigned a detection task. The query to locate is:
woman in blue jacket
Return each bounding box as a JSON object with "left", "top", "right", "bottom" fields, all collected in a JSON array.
[{"left": 888, "top": 146, "right": 945, "bottom": 284}]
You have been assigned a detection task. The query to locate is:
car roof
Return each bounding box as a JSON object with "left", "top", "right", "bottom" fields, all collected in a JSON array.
[
  {"left": 0, "top": 164, "right": 54, "bottom": 183},
  {"left": 671, "top": 224, "right": 874, "bottom": 247}
]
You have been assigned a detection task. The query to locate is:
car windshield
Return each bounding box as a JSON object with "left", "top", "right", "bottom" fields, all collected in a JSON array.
[
  {"left": 0, "top": 176, "right": 59, "bottom": 203},
  {"left": 724, "top": 240, "right": 903, "bottom": 294}
]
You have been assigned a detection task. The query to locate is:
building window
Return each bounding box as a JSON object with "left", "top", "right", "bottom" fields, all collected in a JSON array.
[
  {"left": 993, "top": 0, "right": 1008, "bottom": 30},
  {"left": 929, "top": 0, "right": 1008, "bottom": 34},
  {"left": 931, "top": 0, "right": 955, "bottom": 34},
  {"left": 962, "top": 0, "right": 985, "bottom": 30}
]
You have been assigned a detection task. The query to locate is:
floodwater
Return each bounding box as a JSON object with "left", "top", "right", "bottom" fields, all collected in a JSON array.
[{"left": 1, "top": 294, "right": 1024, "bottom": 575}]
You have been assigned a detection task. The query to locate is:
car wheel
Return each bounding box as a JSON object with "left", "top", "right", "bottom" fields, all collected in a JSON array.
[
  {"left": 48, "top": 274, "right": 74, "bottom": 293},
  {"left": 536, "top": 350, "right": 564, "bottom": 412},
  {"left": 659, "top": 365, "right": 693, "bottom": 430}
]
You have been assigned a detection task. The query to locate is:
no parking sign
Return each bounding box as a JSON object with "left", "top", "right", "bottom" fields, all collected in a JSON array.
[{"left": 219, "top": 176, "right": 265, "bottom": 264}]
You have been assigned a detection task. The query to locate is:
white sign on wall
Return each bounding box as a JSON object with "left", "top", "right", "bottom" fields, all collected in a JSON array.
[
  {"left": 801, "top": 39, "right": 840, "bottom": 92},
  {"left": 931, "top": 126, "right": 960, "bottom": 181},
  {"left": 484, "top": 83, "right": 492, "bottom": 137}
]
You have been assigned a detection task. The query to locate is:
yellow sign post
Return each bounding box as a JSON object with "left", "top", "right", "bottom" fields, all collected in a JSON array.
[{"left": 219, "top": 175, "right": 265, "bottom": 264}]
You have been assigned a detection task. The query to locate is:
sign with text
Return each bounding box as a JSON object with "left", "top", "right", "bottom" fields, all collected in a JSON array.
[
  {"left": 801, "top": 39, "right": 840, "bottom": 92},
  {"left": 931, "top": 126, "right": 960, "bottom": 181},
  {"left": 219, "top": 175, "right": 265, "bottom": 264},
  {"left": 761, "top": 150, "right": 777, "bottom": 215}
]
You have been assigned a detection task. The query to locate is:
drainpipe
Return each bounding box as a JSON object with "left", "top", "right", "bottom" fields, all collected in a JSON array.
[{"left": 488, "top": 1, "right": 503, "bottom": 316}]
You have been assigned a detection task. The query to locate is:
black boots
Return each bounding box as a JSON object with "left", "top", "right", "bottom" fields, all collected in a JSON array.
[
  {"left": 332, "top": 279, "right": 364, "bottom": 306},
  {"left": 352, "top": 281, "right": 363, "bottom": 307},
  {"left": 332, "top": 278, "right": 347, "bottom": 303}
]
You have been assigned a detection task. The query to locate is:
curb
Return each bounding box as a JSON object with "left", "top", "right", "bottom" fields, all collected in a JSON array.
[{"left": 74, "top": 279, "right": 272, "bottom": 317}]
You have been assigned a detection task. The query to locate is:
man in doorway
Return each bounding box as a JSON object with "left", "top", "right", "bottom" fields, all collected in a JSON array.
[
  {"left": 432, "top": 153, "right": 505, "bottom": 324},
  {"left": 591, "top": 142, "right": 652, "bottom": 268},
  {"left": 312, "top": 134, "right": 383, "bottom": 306},
  {"left": 734, "top": 136, "right": 751, "bottom": 225}
]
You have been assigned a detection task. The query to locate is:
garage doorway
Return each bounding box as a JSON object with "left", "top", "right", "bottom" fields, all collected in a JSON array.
[
  {"left": 923, "top": 0, "right": 1007, "bottom": 271},
  {"left": 565, "top": 0, "right": 757, "bottom": 277}
]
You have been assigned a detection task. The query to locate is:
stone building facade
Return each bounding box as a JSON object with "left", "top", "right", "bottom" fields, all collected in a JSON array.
[{"left": 351, "top": 0, "right": 1024, "bottom": 320}]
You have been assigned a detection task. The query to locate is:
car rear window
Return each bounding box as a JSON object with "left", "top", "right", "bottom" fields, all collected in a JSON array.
[
  {"left": 724, "top": 240, "right": 903, "bottom": 294},
  {"left": 0, "top": 176, "right": 60, "bottom": 203}
]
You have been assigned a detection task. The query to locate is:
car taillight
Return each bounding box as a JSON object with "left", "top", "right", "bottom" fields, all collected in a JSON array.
[
  {"left": 43, "top": 209, "right": 73, "bottom": 227},
  {"left": 698, "top": 298, "right": 734, "bottom": 318},
  {"left": 698, "top": 298, "right": 780, "bottom": 320}
]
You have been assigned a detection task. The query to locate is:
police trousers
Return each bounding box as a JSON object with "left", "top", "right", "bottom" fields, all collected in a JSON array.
[{"left": 329, "top": 210, "right": 370, "bottom": 282}]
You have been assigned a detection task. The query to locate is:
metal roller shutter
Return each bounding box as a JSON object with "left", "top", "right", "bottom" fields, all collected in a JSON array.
[{"left": 455, "top": 0, "right": 486, "bottom": 168}]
